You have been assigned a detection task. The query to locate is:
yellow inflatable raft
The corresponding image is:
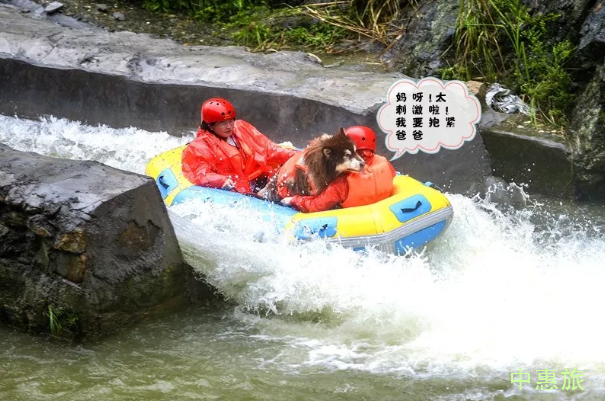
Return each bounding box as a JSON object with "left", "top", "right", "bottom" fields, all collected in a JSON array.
[{"left": 146, "top": 145, "right": 453, "bottom": 255}]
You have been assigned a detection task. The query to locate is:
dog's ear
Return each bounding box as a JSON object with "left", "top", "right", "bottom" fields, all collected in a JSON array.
[
  {"left": 337, "top": 127, "right": 346, "bottom": 137},
  {"left": 323, "top": 148, "right": 332, "bottom": 158}
]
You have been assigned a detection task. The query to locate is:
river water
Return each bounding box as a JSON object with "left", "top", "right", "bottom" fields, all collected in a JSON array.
[{"left": 1, "top": 115, "right": 604, "bottom": 400}]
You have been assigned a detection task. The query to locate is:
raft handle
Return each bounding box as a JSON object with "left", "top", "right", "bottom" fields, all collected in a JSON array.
[
  {"left": 293, "top": 217, "right": 338, "bottom": 240},
  {"left": 389, "top": 195, "right": 431, "bottom": 223},
  {"left": 158, "top": 175, "right": 170, "bottom": 189},
  {"left": 400, "top": 200, "right": 422, "bottom": 213}
]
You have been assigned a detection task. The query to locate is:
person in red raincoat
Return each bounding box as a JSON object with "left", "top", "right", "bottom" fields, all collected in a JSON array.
[
  {"left": 281, "top": 126, "right": 396, "bottom": 213},
  {"left": 182, "top": 98, "right": 298, "bottom": 195}
]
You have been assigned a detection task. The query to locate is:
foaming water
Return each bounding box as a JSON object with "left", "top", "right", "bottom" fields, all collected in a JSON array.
[
  {"left": 2, "top": 115, "right": 605, "bottom": 399},
  {"left": 171, "top": 195, "right": 605, "bottom": 374},
  {"left": 0, "top": 115, "right": 192, "bottom": 173}
]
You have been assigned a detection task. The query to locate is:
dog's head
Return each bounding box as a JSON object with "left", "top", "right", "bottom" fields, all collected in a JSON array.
[
  {"left": 316, "top": 128, "right": 365, "bottom": 174},
  {"left": 304, "top": 128, "right": 366, "bottom": 194},
  {"left": 263, "top": 128, "right": 367, "bottom": 198}
]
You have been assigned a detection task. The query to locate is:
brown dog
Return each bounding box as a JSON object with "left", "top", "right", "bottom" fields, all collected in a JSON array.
[{"left": 259, "top": 128, "right": 365, "bottom": 202}]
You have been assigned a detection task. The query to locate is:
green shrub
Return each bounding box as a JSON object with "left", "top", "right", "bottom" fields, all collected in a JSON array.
[
  {"left": 143, "top": 0, "right": 267, "bottom": 20},
  {"left": 449, "top": 0, "right": 575, "bottom": 127}
]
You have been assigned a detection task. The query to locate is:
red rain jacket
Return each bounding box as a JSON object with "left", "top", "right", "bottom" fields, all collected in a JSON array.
[
  {"left": 182, "top": 120, "right": 297, "bottom": 194},
  {"left": 289, "top": 154, "right": 396, "bottom": 213}
]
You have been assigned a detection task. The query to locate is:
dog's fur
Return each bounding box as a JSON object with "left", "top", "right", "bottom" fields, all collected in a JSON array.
[{"left": 260, "top": 128, "right": 365, "bottom": 201}]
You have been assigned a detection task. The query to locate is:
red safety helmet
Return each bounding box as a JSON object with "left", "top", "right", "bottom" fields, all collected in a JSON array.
[
  {"left": 201, "top": 98, "right": 236, "bottom": 124},
  {"left": 345, "top": 126, "right": 376, "bottom": 152}
]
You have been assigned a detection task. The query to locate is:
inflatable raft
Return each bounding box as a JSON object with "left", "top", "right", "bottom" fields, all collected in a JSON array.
[{"left": 146, "top": 145, "right": 454, "bottom": 255}]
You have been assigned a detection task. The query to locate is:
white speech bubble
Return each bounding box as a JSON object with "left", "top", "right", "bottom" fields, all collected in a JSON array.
[{"left": 377, "top": 77, "right": 481, "bottom": 159}]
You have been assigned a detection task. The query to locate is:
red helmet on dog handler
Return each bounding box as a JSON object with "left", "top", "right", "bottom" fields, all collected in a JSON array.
[
  {"left": 201, "top": 98, "right": 236, "bottom": 124},
  {"left": 345, "top": 126, "right": 377, "bottom": 152}
]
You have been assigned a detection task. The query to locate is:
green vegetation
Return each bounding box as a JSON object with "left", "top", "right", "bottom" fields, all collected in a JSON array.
[
  {"left": 142, "top": 0, "right": 258, "bottom": 17},
  {"left": 302, "top": 0, "right": 407, "bottom": 45},
  {"left": 225, "top": 7, "right": 349, "bottom": 51},
  {"left": 47, "top": 305, "right": 63, "bottom": 337},
  {"left": 138, "top": 0, "right": 575, "bottom": 127},
  {"left": 139, "top": 0, "right": 406, "bottom": 51},
  {"left": 446, "top": 0, "right": 575, "bottom": 127},
  {"left": 45, "top": 304, "right": 79, "bottom": 338}
]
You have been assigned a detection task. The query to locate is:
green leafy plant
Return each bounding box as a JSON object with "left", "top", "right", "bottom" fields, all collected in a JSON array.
[
  {"left": 45, "top": 304, "right": 79, "bottom": 338},
  {"left": 450, "top": 0, "right": 576, "bottom": 127},
  {"left": 453, "top": 1, "right": 496, "bottom": 80},
  {"left": 142, "top": 0, "right": 265, "bottom": 20},
  {"left": 46, "top": 305, "right": 63, "bottom": 337},
  {"left": 301, "top": 0, "right": 409, "bottom": 46},
  {"left": 283, "top": 24, "right": 347, "bottom": 48},
  {"left": 521, "top": 40, "right": 575, "bottom": 125},
  {"left": 232, "top": 21, "right": 272, "bottom": 47},
  {"left": 143, "top": 0, "right": 191, "bottom": 13},
  {"left": 223, "top": 7, "right": 272, "bottom": 48},
  {"left": 139, "top": 0, "right": 378, "bottom": 53},
  {"left": 193, "top": 0, "right": 253, "bottom": 23},
  {"left": 440, "top": 63, "right": 470, "bottom": 81},
  {"left": 222, "top": 5, "right": 347, "bottom": 50}
]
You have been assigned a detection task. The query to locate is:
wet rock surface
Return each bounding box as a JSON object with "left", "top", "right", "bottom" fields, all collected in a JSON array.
[
  {"left": 481, "top": 115, "right": 575, "bottom": 199},
  {"left": 382, "top": 0, "right": 458, "bottom": 78},
  {"left": 0, "top": 143, "right": 216, "bottom": 341},
  {"left": 570, "top": 63, "right": 605, "bottom": 200},
  {"left": 569, "top": 3, "right": 605, "bottom": 200},
  {"left": 0, "top": 3, "right": 394, "bottom": 116},
  {"left": 1, "top": 0, "right": 228, "bottom": 45}
]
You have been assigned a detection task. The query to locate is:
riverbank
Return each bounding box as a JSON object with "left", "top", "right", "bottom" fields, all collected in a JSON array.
[
  {"left": 41, "top": 0, "right": 231, "bottom": 45},
  {"left": 20, "top": 0, "right": 388, "bottom": 72}
]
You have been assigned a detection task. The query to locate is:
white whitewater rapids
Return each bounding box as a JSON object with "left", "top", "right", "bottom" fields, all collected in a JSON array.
[{"left": 2, "top": 115, "right": 605, "bottom": 397}]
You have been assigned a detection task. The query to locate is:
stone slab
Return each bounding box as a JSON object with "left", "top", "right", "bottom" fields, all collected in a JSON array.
[
  {"left": 481, "top": 120, "right": 575, "bottom": 199},
  {"left": 0, "top": 143, "right": 215, "bottom": 340}
]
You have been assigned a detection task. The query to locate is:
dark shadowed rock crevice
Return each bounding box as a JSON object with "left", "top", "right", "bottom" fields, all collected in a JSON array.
[{"left": 0, "top": 143, "right": 217, "bottom": 341}]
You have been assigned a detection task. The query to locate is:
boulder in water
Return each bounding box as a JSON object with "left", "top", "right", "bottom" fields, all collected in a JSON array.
[{"left": 0, "top": 144, "right": 216, "bottom": 341}]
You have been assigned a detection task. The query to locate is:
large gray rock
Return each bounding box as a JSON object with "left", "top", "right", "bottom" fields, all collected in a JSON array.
[
  {"left": 532, "top": 0, "right": 594, "bottom": 37},
  {"left": 578, "top": 0, "right": 605, "bottom": 53},
  {"left": 0, "top": 144, "right": 215, "bottom": 341},
  {"left": 569, "top": 63, "right": 605, "bottom": 200},
  {"left": 480, "top": 116, "right": 574, "bottom": 199},
  {"left": 567, "top": 3, "right": 605, "bottom": 200},
  {"left": 382, "top": 0, "right": 458, "bottom": 78},
  {"left": 0, "top": 3, "right": 492, "bottom": 195}
]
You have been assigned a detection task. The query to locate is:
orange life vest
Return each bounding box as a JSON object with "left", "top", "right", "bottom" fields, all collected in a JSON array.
[
  {"left": 340, "top": 155, "right": 394, "bottom": 208},
  {"left": 275, "top": 150, "right": 318, "bottom": 199}
]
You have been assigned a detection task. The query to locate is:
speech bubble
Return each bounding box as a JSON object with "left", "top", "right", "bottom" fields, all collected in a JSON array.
[{"left": 377, "top": 77, "right": 481, "bottom": 159}]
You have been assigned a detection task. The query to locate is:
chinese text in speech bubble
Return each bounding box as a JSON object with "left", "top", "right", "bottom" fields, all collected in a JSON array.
[{"left": 377, "top": 77, "right": 481, "bottom": 159}]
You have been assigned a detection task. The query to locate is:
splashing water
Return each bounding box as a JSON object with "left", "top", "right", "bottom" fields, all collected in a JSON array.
[
  {"left": 2, "top": 115, "right": 605, "bottom": 399},
  {"left": 0, "top": 115, "right": 192, "bottom": 173}
]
